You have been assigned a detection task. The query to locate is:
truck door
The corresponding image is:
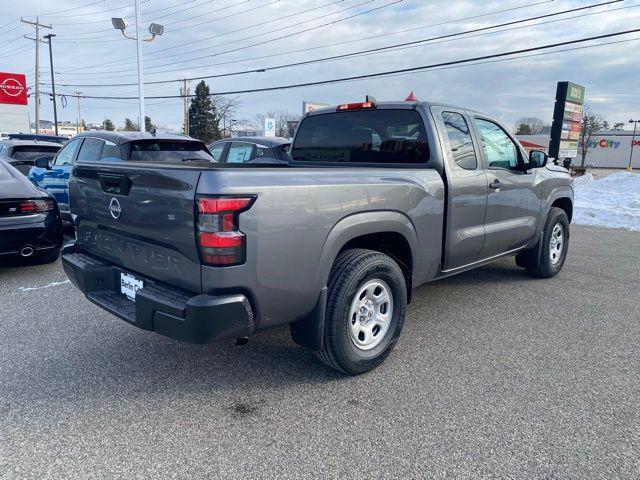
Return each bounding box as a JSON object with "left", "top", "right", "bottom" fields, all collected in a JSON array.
[
  {"left": 471, "top": 117, "right": 542, "bottom": 258},
  {"left": 432, "top": 108, "right": 488, "bottom": 270}
]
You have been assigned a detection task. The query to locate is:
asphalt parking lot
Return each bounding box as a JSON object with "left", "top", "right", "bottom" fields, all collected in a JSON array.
[{"left": 1, "top": 225, "right": 638, "bottom": 479}]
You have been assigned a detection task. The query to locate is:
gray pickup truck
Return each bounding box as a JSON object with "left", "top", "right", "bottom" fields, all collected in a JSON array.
[{"left": 62, "top": 100, "right": 573, "bottom": 374}]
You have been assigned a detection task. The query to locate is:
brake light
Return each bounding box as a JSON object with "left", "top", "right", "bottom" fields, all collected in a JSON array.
[
  {"left": 0, "top": 198, "right": 56, "bottom": 216},
  {"left": 196, "top": 196, "right": 255, "bottom": 266},
  {"left": 336, "top": 101, "right": 376, "bottom": 111}
]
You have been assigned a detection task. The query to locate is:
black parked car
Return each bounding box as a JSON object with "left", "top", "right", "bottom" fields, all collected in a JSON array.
[
  {"left": 0, "top": 159, "right": 63, "bottom": 264},
  {"left": 208, "top": 136, "right": 291, "bottom": 164},
  {"left": 0, "top": 139, "right": 62, "bottom": 175}
]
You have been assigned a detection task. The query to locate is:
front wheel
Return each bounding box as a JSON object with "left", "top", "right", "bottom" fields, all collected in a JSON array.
[
  {"left": 315, "top": 249, "right": 407, "bottom": 375},
  {"left": 517, "top": 207, "right": 570, "bottom": 278}
]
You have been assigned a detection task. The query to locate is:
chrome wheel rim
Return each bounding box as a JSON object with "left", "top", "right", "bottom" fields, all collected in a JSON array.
[
  {"left": 549, "top": 223, "right": 564, "bottom": 265},
  {"left": 348, "top": 279, "right": 393, "bottom": 351}
]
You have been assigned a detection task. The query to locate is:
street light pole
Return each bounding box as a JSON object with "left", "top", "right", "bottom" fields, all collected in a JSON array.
[
  {"left": 134, "top": 0, "right": 144, "bottom": 132},
  {"left": 43, "top": 33, "right": 58, "bottom": 136},
  {"left": 628, "top": 119, "right": 639, "bottom": 173},
  {"left": 111, "top": 10, "right": 163, "bottom": 134}
]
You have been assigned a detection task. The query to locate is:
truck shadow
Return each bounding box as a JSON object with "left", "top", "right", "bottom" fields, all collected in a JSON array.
[{"left": 8, "top": 258, "right": 542, "bottom": 406}]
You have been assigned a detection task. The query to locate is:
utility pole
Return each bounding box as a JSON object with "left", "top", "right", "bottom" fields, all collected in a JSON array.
[
  {"left": 75, "top": 92, "right": 82, "bottom": 134},
  {"left": 134, "top": 0, "right": 145, "bottom": 132},
  {"left": 180, "top": 79, "right": 189, "bottom": 135},
  {"left": 43, "top": 34, "right": 58, "bottom": 136},
  {"left": 22, "top": 17, "right": 52, "bottom": 134}
]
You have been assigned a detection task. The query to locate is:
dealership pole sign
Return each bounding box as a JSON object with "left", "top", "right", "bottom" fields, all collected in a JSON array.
[
  {"left": 549, "top": 81, "right": 585, "bottom": 159},
  {"left": 0, "top": 72, "right": 28, "bottom": 105}
]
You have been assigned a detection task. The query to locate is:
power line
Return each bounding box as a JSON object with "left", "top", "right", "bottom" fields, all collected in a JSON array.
[
  {"left": 53, "top": 0, "right": 627, "bottom": 87},
  {"left": 59, "top": 0, "right": 395, "bottom": 72},
  {"left": 52, "top": 0, "right": 244, "bottom": 33},
  {"left": 50, "top": 0, "right": 556, "bottom": 79},
  {"left": 141, "top": 0, "right": 622, "bottom": 75},
  {"left": 41, "top": 28, "right": 640, "bottom": 100},
  {"left": 33, "top": 0, "right": 107, "bottom": 18}
]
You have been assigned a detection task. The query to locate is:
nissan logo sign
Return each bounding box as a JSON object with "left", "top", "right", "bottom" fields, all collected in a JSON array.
[
  {"left": 0, "top": 78, "right": 25, "bottom": 97},
  {"left": 109, "top": 197, "right": 122, "bottom": 220}
]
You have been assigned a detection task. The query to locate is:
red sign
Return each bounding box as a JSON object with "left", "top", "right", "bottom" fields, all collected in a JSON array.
[{"left": 0, "top": 72, "right": 28, "bottom": 105}]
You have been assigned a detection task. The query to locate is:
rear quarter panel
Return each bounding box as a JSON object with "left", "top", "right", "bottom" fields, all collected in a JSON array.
[{"left": 197, "top": 168, "right": 444, "bottom": 328}]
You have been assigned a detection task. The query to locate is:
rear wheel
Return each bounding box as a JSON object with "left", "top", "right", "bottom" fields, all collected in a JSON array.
[
  {"left": 517, "top": 207, "right": 569, "bottom": 278},
  {"left": 315, "top": 249, "right": 407, "bottom": 375}
]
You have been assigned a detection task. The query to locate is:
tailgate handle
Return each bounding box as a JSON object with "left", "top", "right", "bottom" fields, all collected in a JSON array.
[{"left": 98, "top": 173, "right": 132, "bottom": 196}]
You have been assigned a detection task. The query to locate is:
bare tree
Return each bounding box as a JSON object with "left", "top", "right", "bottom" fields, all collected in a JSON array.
[
  {"left": 514, "top": 117, "right": 547, "bottom": 135},
  {"left": 578, "top": 105, "right": 605, "bottom": 167},
  {"left": 212, "top": 96, "right": 241, "bottom": 138}
]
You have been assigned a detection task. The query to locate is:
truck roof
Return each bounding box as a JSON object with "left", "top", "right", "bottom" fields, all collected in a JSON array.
[
  {"left": 305, "top": 100, "right": 483, "bottom": 116},
  {"left": 74, "top": 130, "right": 197, "bottom": 145}
]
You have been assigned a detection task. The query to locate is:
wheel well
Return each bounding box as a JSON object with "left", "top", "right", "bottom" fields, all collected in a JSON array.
[
  {"left": 551, "top": 197, "right": 573, "bottom": 222},
  {"left": 339, "top": 232, "right": 413, "bottom": 303}
]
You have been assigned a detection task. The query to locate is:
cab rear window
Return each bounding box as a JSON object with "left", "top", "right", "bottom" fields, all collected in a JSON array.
[
  {"left": 292, "top": 109, "right": 429, "bottom": 165},
  {"left": 126, "top": 140, "right": 214, "bottom": 162}
]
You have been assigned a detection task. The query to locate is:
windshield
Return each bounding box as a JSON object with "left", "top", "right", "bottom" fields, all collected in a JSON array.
[
  {"left": 10, "top": 146, "right": 60, "bottom": 161},
  {"left": 127, "top": 140, "right": 214, "bottom": 162},
  {"left": 292, "top": 109, "right": 429, "bottom": 164}
]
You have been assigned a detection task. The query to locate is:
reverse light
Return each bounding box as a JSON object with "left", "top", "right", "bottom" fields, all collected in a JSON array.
[
  {"left": 336, "top": 101, "right": 376, "bottom": 111},
  {"left": 196, "top": 196, "right": 255, "bottom": 266}
]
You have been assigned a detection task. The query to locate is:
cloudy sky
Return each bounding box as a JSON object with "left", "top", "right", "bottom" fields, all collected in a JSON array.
[{"left": 1, "top": 0, "right": 639, "bottom": 131}]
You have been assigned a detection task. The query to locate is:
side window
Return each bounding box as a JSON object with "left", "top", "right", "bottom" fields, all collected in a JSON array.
[
  {"left": 441, "top": 112, "right": 477, "bottom": 170},
  {"left": 76, "top": 138, "right": 104, "bottom": 162},
  {"left": 53, "top": 138, "right": 82, "bottom": 166},
  {"left": 100, "top": 143, "right": 123, "bottom": 162},
  {"left": 474, "top": 119, "right": 521, "bottom": 170},
  {"left": 209, "top": 143, "right": 225, "bottom": 161},
  {"left": 227, "top": 143, "right": 254, "bottom": 163}
]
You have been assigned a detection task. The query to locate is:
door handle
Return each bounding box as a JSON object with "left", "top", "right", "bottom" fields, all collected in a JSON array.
[
  {"left": 98, "top": 173, "right": 132, "bottom": 196},
  {"left": 489, "top": 179, "right": 501, "bottom": 189}
]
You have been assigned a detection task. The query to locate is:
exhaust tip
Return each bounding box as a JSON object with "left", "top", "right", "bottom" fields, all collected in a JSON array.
[
  {"left": 235, "top": 337, "right": 249, "bottom": 346},
  {"left": 20, "top": 246, "right": 35, "bottom": 257}
]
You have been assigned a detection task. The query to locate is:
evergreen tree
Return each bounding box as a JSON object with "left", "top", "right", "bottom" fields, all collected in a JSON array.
[
  {"left": 515, "top": 123, "right": 533, "bottom": 135},
  {"left": 103, "top": 118, "right": 115, "bottom": 131},
  {"left": 123, "top": 118, "right": 139, "bottom": 131},
  {"left": 188, "top": 81, "right": 220, "bottom": 143},
  {"left": 145, "top": 116, "right": 154, "bottom": 132}
]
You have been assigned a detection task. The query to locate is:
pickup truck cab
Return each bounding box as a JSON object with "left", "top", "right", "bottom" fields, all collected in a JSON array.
[{"left": 62, "top": 101, "right": 573, "bottom": 374}]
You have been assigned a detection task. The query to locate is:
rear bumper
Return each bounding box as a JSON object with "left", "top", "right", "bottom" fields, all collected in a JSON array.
[
  {"left": 0, "top": 215, "right": 63, "bottom": 258},
  {"left": 61, "top": 244, "right": 254, "bottom": 343}
]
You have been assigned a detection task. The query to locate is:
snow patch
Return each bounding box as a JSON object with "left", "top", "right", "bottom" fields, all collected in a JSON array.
[
  {"left": 19, "top": 280, "right": 70, "bottom": 292},
  {"left": 573, "top": 172, "right": 640, "bottom": 232}
]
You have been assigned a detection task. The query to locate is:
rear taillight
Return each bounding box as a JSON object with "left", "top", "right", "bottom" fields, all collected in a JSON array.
[
  {"left": 0, "top": 198, "right": 56, "bottom": 216},
  {"left": 196, "top": 195, "right": 255, "bottom": 266}
]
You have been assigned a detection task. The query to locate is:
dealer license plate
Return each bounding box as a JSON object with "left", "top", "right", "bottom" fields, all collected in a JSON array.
[{"left": 120, "top": 272, "right": 143, "bottom": 301}]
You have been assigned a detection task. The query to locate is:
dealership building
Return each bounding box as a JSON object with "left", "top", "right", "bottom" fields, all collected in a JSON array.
[{"left": 517, "top": 131, "right": 639, "bottom": 169}]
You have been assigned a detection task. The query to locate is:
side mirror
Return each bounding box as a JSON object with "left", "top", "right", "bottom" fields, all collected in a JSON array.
[
  {"left": 34, "top": 157, "right": 52, "bottom": 169},
  {"left": 528, "top": 150, "right": 548, "bottom": 169}
]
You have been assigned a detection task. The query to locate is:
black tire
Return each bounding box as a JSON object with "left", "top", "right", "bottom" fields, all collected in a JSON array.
[
  {"left": 315, "top": 248, "right": 407, "bottom": 375},
  {"left": 33, "top": 248, "right": 60, "bottom": 265},
  {"left": 518, "top": 207, "right": 569, "bottom": 278}
]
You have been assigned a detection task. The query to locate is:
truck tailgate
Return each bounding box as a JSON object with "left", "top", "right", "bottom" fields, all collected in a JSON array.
[{"left": 71, "top": 163, "right": 203, "bottom": 293}]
